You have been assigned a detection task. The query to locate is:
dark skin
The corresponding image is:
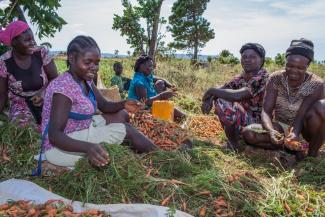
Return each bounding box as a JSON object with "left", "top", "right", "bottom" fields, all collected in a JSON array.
[
  {"left": 134, "top": 59, "right": 186, "bottom": 121},
  {"left": 0, "top": 29, "right": 58, "bottom": 113},
  {"left": 114, "top": 63, "right": 123, "bottom": 76},
  {"left": 202, "top": 49, "right": 263, "bottom": 150},
  {"left": 48, "top": 48, "right": 157, "bottom": 167},
  {"left": 242, "top": 55, "right": 325, "bottom": 157}
]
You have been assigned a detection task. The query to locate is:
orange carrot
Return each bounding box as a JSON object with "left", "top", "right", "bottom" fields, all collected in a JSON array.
[
  {"left": 199, "top": 206, "right": 207, "bottom": 217},
  {"left": 160, "top": 195, "right": 172, "bottom": 206}
]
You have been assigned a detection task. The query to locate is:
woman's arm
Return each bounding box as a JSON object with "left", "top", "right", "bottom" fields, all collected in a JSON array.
[
  {"left": 43, "top": 60, "right": 59, "bottom": 82},
  {"left": 153, "top": 76, "right": 173, "bottom": 88},
  {"left": 135, "top": 86, "right": 174, "bottom": 106},
  {"left": 202, "top": 87, "right": 252, "bottom": 102},
  {"left": 292, "top": 83, "right": 325, "bottom": 136},
  {"left": 91, "top": 83, "right": 126, "bottom": 113},
  {"left": 261, "top": 80, "right": 277, "bottom": 131},
  {"left": 48, "top": 93, "right": 109, "bottom": 166},
  {"left": 0, "top": 77, "right": 8, "bottom": 113}
]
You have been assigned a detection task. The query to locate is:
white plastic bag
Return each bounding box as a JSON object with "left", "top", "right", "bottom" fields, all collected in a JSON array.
[{"left": 0, "top": 179, "right": 193, "bottom": 217}]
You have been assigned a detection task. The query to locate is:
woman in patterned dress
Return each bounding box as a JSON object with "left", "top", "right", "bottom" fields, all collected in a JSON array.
[
  {"left": 202, "top": 43, "right": 268, "bottom": 150},
  {"left": 0, "top": 21, "right": 58, "bottom": 126},
  {"left": 242, "top": 38, "right": 325, "bottom": 159}
]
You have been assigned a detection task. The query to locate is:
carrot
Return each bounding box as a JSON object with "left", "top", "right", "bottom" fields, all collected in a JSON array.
[
  {"left": 0, "top": 203, "right": 9, "bottom": 210},
  {"left": 199, "top": 206, "right": 207, "bottom": 217},
  {"left": 160, "top": 195, "right": 172, "bottom": 206},
  {"left": 83, "top": 209, "right": 99, "bottom": 215},
  {"left": 169, "top": 179, "right": 186, "bottom": 185},
  {"left": 197, "top": 190, "right": 212, "bottom": 196},
  {"left": 284, "top": 202, "right": 291, "bottom": 214}
]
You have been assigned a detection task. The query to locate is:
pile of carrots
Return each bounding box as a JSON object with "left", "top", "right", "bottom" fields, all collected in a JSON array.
[
  {"left": 130, "top": 111, "right": 190, "bottom": 150},
  {"left": 0, "top": 200, "right": 111, "bottom": 217},
  {"left": 186, "top": 116, "right": 223, "bottom": 140}
]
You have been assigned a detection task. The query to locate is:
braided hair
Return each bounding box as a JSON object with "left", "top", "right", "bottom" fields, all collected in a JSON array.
[
  {"left": 134, "top": 54, "right": 152, "bottom": 72},
  {"left": 66, "top": 35, "right": 100, "bottom": 67}
]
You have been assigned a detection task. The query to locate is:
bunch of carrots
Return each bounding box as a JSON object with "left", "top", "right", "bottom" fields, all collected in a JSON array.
[
  {"left": 186, "top": 116, "right": 223, "bottom": 140},
  {"left": 130, "top": 111, "right": 190, "bottom": 150},
  {"left": 0, "top": 200, "right": 111, "bottom": 217}
]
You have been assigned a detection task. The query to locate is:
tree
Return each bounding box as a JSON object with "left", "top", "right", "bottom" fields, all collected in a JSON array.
[
  {"left": 168, "top": 0, "right": 215, "bottom": 63},
  {"left": 264, "top": 57, "right": 273, "bottom": 65},
  {"left": 114, "top": 49, "right": 119, "bottom": 57},
  {"left": 217, "top": 50, "right": 239, "bottom": 65},
  {"left": 113, "top": 0, "right": 165, "bottom": 58},
  {"left": 127, "top": 50, "right": 131, "bottom": 56},
  {"left": 0, "top": 0, "right": 66, "bottom": 39},
  {"left": 275, "top": 53, "right": 285, "bottom": 66}
]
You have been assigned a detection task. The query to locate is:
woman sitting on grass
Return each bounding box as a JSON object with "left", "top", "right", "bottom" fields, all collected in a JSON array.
[
  {"left": 128, "top": 54, "right": 186, "bottom": 121},
  {"left": 202, "top": 43, "right": 268, "bottom": 150},
  {"left": 242, "top": 39, "right": 325, "bottom": 159},
  {"left": 0, "top": 21, "right": 58, "bottom": 126},
  {"left": 41, "top": 36, "right": 156, "bottom": 168}
]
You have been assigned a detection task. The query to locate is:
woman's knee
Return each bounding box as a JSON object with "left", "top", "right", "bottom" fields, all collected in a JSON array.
[
  {"left": 242, "top": 126, "right": 257, "bottom": 144},
  {"left": 304, "top": 100, "right": 325, "bottom": 132}
]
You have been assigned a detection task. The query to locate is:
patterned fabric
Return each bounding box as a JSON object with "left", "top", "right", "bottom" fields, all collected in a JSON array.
[
  {"left": 214, "top": 68, "right": 268, "bottom": 132},
  {"left": 0, "top": 46, "right": 52, "bottom": 126},
  {"left": 222, "top": 68, "right": 269, "bottom": 122},
  {"left": 41, "top": 72, "right": 96, "bottom": 150},
  {"left": 270, "top": 70, "right": 324, "bottom": 126},
  {"left": 128, "top": 72, "right": 157, "bottom": 100},
  {"left": 215, "top": 98, "right": 252, "bottom": 133}
]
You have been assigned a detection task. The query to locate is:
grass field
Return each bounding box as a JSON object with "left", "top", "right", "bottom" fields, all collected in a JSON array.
[{"left": 0, "top": 57, "right": 324, "bottom": 217}]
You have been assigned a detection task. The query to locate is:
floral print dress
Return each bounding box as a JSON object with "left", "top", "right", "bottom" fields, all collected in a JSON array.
[
  {"left": 214, "top": 68, "right": 269, "bottom": 133},
  {"left": 0, "top": 47, "right": 52, "bottom": 126}
]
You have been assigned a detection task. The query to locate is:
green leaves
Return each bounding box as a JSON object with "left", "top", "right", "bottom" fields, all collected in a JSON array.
[
  {"left": 0, "top": 0, "right": 66, "bottom": 39},
  {"left": 168, "top": 0, "right": 215, "bottom": 62},
  {"left": 113, "top": 0, "right": 165, "bottom": 56}
]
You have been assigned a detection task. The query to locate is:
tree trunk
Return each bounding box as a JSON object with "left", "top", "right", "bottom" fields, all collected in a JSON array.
[
  {"left": 148, "top": 0, "right": 163, "bottom": 59},
  {"left": 193, "top": 40, "right": 199, "bottom": 63},
  {"left": 192, "top": 9, "right": 198, "bottom": 63},
  {"left": 10, "top": 0, "right": 27, "bottom": 22}
]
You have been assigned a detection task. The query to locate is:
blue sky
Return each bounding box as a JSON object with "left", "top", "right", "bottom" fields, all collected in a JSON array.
[{"left": 2, "top": 0, "right": 325, "bottom": 60}]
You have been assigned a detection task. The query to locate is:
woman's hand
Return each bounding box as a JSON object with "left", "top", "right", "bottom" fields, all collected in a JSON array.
[
  {"left": 269, "top": 129, "right": 284, "bottom": 145},
  {"left": 124, "top": 99, "right": 144, "bottom": 113},
  {"left": 31, "top": 95, "right": 44, "bottom": 107},
  {"left": 284, "top": 127, "right": 303, "bottom": 151},
  {"left": 202, "top": 88, "right": 216, "bottom": 102},
  {"left": 158, "top": 90, "right": 176, "bottom": 100},
  {"left": 201, "top": 96, "right": 214, "bottom": 114},
  {"left": 86, "top": 144, "right": 110, "bottom": 167}
]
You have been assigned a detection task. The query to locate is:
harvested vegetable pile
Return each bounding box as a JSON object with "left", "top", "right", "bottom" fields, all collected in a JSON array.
[
  {"left": 186, "top": 116, "right": 223, "bottom": 140},
  {"left": 130, "top": 111, "right": 190, "bottom": 150},
  {"left": 0, "top": 200, "right": 111, "bottom": 217}
]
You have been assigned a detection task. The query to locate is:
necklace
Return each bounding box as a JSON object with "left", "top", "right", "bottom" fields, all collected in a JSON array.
[{"left": 284, "top": 74, "right": 306, "bottom": 109}]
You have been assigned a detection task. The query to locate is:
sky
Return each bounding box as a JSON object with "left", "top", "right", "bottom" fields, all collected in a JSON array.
[{"left": 1, "top": 0, "right": 325, "bottom": 60}]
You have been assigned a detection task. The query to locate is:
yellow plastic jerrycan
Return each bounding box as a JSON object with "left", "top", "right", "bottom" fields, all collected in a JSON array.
[{"left": 152, "top": 100, "right": 174, "bottom": 122}]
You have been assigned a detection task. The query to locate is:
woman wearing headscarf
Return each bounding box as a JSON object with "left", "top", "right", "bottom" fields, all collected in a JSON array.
[
  {"left": 0, "top": 21, "right": 58, "bottom": 126},
  {"left": 202, "top": 43, "right": 268, "bottom": 150},
  {"left": 242, "top": 39, "right": 325, "bottom": 159}
]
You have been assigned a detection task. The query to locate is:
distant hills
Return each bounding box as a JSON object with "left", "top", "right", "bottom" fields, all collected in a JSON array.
[{"left": 50, "top": 51, "right": 217, "bottom": 61}]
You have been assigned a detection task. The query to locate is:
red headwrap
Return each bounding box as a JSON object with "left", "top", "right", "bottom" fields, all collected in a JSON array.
[{"left": 0, "top": 20, "right": 30, "bottom": 46}]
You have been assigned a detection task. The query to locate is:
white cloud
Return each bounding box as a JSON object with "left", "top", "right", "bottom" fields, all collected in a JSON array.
[
  {"left": 270, "top": 0, "right": 325, "bottom": 18},
  {"left": 0, "top": 0, "right": 10, "bottom": 10},
  {"left": 28, "top": 0, "right": 325, "bottom": 60}
]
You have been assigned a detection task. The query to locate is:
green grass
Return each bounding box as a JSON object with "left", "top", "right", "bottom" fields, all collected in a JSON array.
[{"left": 1, "top": 57, "right": 325, "bottom": 216}]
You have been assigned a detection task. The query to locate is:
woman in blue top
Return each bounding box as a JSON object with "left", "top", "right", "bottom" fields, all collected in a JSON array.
[{"left": 128, "top": 55, "right": 185, "bottom": 121}]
